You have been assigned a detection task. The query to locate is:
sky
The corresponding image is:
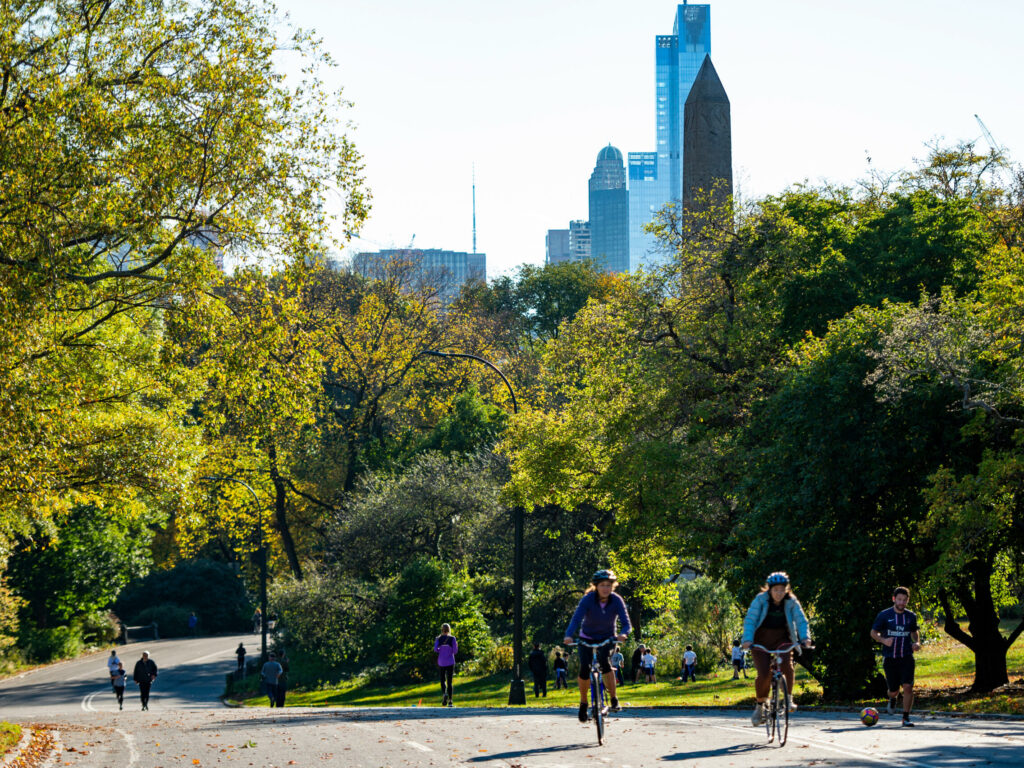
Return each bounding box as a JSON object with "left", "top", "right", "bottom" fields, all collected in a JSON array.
[{"left": 282, "top": 1, "right": 1024, "bottom": 278}]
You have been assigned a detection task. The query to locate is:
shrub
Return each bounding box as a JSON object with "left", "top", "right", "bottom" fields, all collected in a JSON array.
[
  {"left": 135, "top": 604, "right": 191, "bottom": 638},
  {"left": 19, "top": 625, "right": 84, "bottom": 663},
  {"left": 76, "top": 611, "right": 121, "bottom": 646},
  {"left": 115, "top": 559, "right": 251, "bottom": 633}
]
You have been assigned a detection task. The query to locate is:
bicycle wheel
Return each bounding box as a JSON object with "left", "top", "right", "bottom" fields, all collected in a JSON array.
[
  {"left": 767, "top": 676, "right": 782, "bottom": 744},
  {"left": 590, "top": 668, "right": 604, "bottom": 745},
  {"left": 777, "top": 676, "right": 790, "bottom": 746}
]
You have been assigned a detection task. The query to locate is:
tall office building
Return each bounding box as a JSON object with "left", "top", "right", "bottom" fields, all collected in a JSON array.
[
  {"left": 352, "top": 248, "right": 486, "bottom": 304},
  {"left": 588, "top": 144, "right": 629, "bottom": 274},
  {"left": 569, "top": 220, "right": 591, "bottom": 262},
  {"left": 545, "top": 229, "right": 571, "bottom": 265},
  {"left": 628, "top": 3, "right": 711, "bottom": 270}
]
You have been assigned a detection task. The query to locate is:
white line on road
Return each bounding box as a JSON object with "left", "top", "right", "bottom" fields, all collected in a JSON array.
[
  {"left": 703, "top": 721, "right": 941, "bottom": 768},
  {"left": 403, "top": 740, "right": 433, "bottom": 752},
  {"left": 116, "top": 728, "right": 139, "bottom": 768}
]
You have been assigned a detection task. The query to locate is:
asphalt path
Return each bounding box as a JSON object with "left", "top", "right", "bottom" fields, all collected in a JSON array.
[{"left": 1, "top": 638, "right": 1023, "bottom": 767}]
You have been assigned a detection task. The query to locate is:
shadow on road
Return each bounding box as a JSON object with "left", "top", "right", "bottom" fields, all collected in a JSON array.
[
  {"left": 661, "top": 742, "right": 764, "bottom": 761},
  {"left": 465, "top": 743, "right": 594, "bottom": 762}
]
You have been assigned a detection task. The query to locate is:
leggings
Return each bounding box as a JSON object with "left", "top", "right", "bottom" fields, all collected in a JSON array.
[{"left": 439, "top": 665, "right": 454, "bottom": 699}]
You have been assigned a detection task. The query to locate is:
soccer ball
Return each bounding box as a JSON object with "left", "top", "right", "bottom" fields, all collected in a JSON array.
[{"left": 860, "top": 707, "right": 879, "bottom": 726}]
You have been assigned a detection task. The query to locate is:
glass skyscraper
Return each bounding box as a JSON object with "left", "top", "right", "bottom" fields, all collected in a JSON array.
[
  {"left": 628, "top": 3, "right": 711, "bottom": 271},
  {"left": 588, "top": 145, "right": 630, "bottom": 274}
]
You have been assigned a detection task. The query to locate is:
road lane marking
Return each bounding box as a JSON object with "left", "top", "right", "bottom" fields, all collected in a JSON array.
[
  {"left": 116, "top": 728, "right": 139, "bottom": 768},
  {"left": 701, "top": 720, "right": 941, "bottom": 768},
  {"left": 403, "top": 740, "right": 433, "bottom": 752}
]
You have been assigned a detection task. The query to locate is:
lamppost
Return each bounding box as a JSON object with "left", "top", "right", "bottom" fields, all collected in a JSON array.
[
  {"left": 423, "top": 349, "right": 527, "bottom": 705},
  {"left": 201, "top": 475, "right": 268, "bottom": 664}
]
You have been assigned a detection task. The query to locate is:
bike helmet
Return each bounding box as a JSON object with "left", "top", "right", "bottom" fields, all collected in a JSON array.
[
  {"left": 591, "top": 569, "right": 617, "bottom": 584},
  {"left": 765, "top": 571, "right": 790, "bottom": 586}
]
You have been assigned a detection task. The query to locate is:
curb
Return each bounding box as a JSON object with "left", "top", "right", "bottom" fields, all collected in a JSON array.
[{"left": 0, "top": 727, "right": 31, "bottom": 768}]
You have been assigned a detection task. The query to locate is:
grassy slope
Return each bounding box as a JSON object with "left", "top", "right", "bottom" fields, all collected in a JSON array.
[
  {"left": 235, "top": 621, "right": 1024, "bottom": 714},
  {"left": 0, "top": 722, "right": 22, "bottom": 754}
]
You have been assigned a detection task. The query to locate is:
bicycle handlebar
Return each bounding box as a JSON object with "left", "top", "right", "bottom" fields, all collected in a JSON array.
[
  {"left": 750, "top": 643, "right": 812, "bottom": 655},
  {"left": 565, "top": 638, "right": 615, "bottom": 649}
]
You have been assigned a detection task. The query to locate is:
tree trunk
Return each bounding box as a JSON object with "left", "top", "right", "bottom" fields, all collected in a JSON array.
[{"left": 268, "top": 444, "right": 304, "bottom": 580}]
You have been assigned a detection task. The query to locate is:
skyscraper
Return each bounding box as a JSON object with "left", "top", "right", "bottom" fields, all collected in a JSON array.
[
  {"left": 569, "top": 220, "right": 591, "bottom": 262},
  {"left": 545, "top": 229, "right": 571, "bottom": 265},
  {"left": 588, "top": 144, "right": 629, "bottom": 274},
  {"left": 628, "top": 3, "right": 711, "bottom": 270}
]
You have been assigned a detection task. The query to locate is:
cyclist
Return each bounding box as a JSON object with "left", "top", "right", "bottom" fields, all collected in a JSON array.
[
  {"left": 741, "top": 571, "right": 811, "bottom": 726},
  {"left": 563, "top": 569, "right": 631, "bottom": 722}
]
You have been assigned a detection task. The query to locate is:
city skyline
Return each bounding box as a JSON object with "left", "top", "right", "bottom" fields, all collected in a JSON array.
[{"left": 286, "top": 0, "right": 1024, "bottom": 278}]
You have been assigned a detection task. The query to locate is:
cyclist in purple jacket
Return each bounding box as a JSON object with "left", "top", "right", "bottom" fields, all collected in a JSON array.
[
  {"left": 433, "top": 623, "right": 458, "bottom": 707},
  {"left": 563, "top": 569, "right": 631, "bottom": 722}
]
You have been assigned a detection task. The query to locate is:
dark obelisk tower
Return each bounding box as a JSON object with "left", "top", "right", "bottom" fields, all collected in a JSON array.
[{"left": 682, "top": 54, "right": 732, "bottom": 211}]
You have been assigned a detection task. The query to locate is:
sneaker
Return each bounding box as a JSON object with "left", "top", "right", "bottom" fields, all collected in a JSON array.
[
  {"left": 442, "top": 694, "right": 448, "bottom": 706},
  {"left": 609, "top": 697, "right": 620, "bottom": 712},
  {"left": 902, "top": 716, "right": 914, "bottom": 727},
  {"left": 886, "top": 698, "right": 896, "bottom": 715},
  {"left": 788, "top": 698, "right": 798, "bottom": 713},
  {"left": 751, "top": 703, "right": 765, "bottom": 726},
  {"left": 446, "top": 700, "right": 453, "bottom": 708},
  {"left": 578, "top": 702, "right": 588, "bottom": 723}
]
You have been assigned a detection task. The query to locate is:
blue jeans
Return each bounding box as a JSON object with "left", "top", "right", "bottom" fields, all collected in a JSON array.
[{"left": 683, "top": 663, "right": 696, "bottom": 682}]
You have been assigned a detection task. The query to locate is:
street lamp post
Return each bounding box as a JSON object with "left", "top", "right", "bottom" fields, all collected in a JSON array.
[
  {"left": 423, "top": 350, "right": 527, "bottom": 706},
  {"left": 201, "top": 475, "right": 269, "bottom": 664}
]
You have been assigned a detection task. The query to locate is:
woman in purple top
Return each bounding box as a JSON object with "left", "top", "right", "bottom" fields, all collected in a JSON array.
[
  {"left": 433, "top": 623, "right": 458, "bottom": 707},
  {"left": 563, "top": 569, "right": 631, "bottom": 722}
]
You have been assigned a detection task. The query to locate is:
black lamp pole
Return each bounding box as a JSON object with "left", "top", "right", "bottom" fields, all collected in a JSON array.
[
  {"left": 424, "top": 350, "right": 527, "bottom": 705},
  {"left": 201, "top": 475, "right": 268, "bottom": 664}
]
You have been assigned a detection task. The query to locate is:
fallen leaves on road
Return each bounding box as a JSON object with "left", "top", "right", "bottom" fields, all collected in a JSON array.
[{"left": 6, "top": 728, "right": 56, "bottom": 768}]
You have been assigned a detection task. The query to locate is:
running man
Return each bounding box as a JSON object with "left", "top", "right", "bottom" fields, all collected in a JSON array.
[{"left": 871, "top": 586, "right": 921, "bottom": 727}]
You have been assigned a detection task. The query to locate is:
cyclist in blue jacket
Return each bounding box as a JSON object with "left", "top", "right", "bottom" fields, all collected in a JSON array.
[{"left": 563, "top": 569, "right": 631, "bottom": 722}]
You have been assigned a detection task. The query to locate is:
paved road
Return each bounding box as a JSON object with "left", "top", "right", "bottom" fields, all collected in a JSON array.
[{"left": 2, "top": 639, "right": 1023, "bottom": 767}]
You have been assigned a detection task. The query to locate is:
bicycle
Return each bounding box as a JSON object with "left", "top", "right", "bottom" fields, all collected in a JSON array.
[
  {"left": 567, "top": 638, "right": 614, "bottom": 745},
  {"left": 750, "top": 643, "right": 809, "bottom": 746}
]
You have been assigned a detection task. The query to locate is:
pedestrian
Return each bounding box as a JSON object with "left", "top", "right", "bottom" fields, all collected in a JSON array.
[
  {"left": 261, "top": 652, "right": 283, "bottom": 707},
  {"left": 111, "top": 661, "right": 127, "bottom": 710},
  {"left": 433, "top": 623, "right": 458, "bottom": 707},
  {"left": 132, "top": 651, "right": 158, "bottom": 711},
  {"left": 275, "top": 649, "right": 289, "bottom": 707},
  {"left": 610, "top": 645, "right": 625, "bottom": 685},
  {"left": 553, "top": 651, "right": 568, "bottom": 690},
  {"left": 682, "top": 645, "right": 697, "bottom": 683},
  {"left": 642, "top": 647, "right": 657, "bottom": 683},
  {"left": 106, "top": 649, "right": 121, "bottom": 689},
  {"left": 871, "top": 586, "right": 921, "bottom": 727},
  {"left": 731, "top": 639, "right": 748, "bottom": 679},
  {"left": 187, "top": 612, "right": 198, "bottom": 638},
  {"left": 741, "top": 571, "right": 812, "bottom": 726},
  {"left": 235, "top": 643, "right": 246, "bottom": 674},
  {"left": 252, "top": 607, "right": 262, "bottom": 634},
  {"left": 528, "top": 643, "right": 548, "bottom": 698},
  {"left": 630, "top": 644, "right": 645, "bottom": 684}
]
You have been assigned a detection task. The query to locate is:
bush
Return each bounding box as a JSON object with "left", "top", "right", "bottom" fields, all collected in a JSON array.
[
  {"left": 135, "top": 604, "right": 191, "bottom": 638},
  {"left": 463, "top": 643, "right": 513, "bottom": 676},
  {"left": 375, "top": 557, "right": 493, "bottom": 679},
  {"left": 19, "top": 625, "right": 84, "bottom": 663},
  {"left": 76, "top": 611, "right": 120, "bottom": 645},
  {"left": 115, "top": 559, "right": 251, "bottom": 633}
]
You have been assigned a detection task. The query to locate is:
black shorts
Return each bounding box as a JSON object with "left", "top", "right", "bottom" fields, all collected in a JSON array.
[
  {"left": 577, "top": 641, "right": 613, "bottom": 680},
  {"left": 883, "top": 655, "right": 915, "bottom": 690}
]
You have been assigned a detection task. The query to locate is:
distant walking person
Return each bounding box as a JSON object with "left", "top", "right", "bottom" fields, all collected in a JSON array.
[
  {"left": 528, "top": 643, "right": 548, "bottom": 698},
  {"left": 252, "top": 608, "right": 262, "bottom": 634},
  {"left": 187, "top": 612, "right": 198, "bottom": 638},
  {"left": 236, "top": 643, "right": 246, "bottom": 674},
  {"left": 682, "top": 645, "right": 697, "bottom": 682},
  {"left": 631, "top": 644, "right": 645, "bottom": 684},
  {"left": 132, "top": 651, "right": 158, "bottom": 711},
  {"left": 610, "top": 645, "right": 625, "bottom": 685},
  {"left": 275, "top": 649, "right": 290, "bottom": 707},
  {"left": 871, "top": 586, "right": 921, "bottom": 727},
  {"left": 261, "top": 652, "right": 283, "bottom": 707},
  {"left": 106, "top": 649, "right": 122, "bottom": 689},
  {"left": 731, "top": 639, "right": 748, "bottom": 679},
  {"left": 111, "top": 662, "right": 127, "bottom": 710},
  {"left": 553, "top": 651, "right": 568, "bottom": 689},
  {"left": 433, "top": 623, "right": 458, "bottom": 707}
]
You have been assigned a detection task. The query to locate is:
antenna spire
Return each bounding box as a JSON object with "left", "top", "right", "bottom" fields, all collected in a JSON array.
[{"left": 472, "top": 163, "right": 477, "bottom": 254}]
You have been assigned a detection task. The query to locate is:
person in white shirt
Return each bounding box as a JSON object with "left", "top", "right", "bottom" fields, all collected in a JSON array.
[
  {"left": 731, "top": 639, "right": 748, "bottom": 679},
  {"left": 682, "top": 645, "right": 697, "bottom": 683},
  {"left": 641, "top": 650, "right": 657, "bottom": 683},
  {"left": 106, "top": 649, "right": 121, "bottom": 689}
]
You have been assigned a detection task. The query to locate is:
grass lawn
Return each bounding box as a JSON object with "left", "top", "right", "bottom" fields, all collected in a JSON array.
[
  {"left": 0, "top": 722, "right": 22, "bottom": 755},
  {"left": 232, "top": 619, "right": 1024, "bottom": 714}
]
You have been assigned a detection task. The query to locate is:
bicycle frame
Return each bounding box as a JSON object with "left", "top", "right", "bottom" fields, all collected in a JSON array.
[
  {"left": 751, "top": 643, "right": 805, "bottom": 747},
  {"left": 568, "top": 638, "right": 614, "bottom": 745}
]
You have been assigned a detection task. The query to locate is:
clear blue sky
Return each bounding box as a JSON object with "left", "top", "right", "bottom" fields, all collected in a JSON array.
[{"left": 285, "top": 1, "right": 1024, "bottom": 277}]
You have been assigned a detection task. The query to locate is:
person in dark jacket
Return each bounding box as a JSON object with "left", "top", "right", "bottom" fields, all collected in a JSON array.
[
  {"left": 631, "top": 644, "right": 646, "bottom": 684},
  {"left": 235, "top": 643, "right": 246, "bottom": 674},
  {"left": 132, "top": 651, "right": 158, "bottom": 711},
  {"left": 553, "top": 651, "right": 568, "bottom": 689},
  {"left": 528, "top": 643, "right": 548, "bottom": 698},
  {"left": 275, "top": 649, "right": 290, "bottom": 707}
]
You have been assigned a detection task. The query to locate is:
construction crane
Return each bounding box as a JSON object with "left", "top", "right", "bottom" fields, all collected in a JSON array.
[{"left": 974, "top": 114, "right": 1004, "bottom": 155}]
